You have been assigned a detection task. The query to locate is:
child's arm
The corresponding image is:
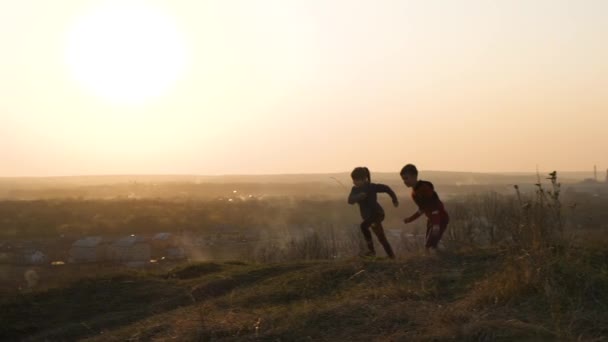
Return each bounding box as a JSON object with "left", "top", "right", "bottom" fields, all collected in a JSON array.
[
  {"left": 348, "top": 187, "right": 367, "bottom": 204},
  {"left": 374, "top": 184, "right": 399, "bottom": 207},
  {"left": 404, "top": 210, "right": 422, "bottom": 224}
]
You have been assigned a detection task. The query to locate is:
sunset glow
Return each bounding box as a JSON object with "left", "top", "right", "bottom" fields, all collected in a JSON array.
[
  {"left": 1, "top": 0, "right": 607, "bottom": 176},
  {"left": 64, "top": 2, "right": 188, "bottom": 104}
]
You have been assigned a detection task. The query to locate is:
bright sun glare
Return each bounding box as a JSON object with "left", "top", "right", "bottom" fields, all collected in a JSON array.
[{"left": 65, "top": 2, "right": 188, "bottom": 104}]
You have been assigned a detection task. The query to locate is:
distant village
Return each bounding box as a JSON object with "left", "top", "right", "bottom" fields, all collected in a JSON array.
[{"left": 0, "top": 228, "right": 260, "bottom": 267}]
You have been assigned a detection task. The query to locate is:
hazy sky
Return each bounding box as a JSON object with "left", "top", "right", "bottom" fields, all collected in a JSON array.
[{"left": 1, "top": 0, "right": 607, "bottom": 176}]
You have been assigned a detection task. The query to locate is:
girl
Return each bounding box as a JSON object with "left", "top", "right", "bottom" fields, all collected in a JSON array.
[{"left": 348, "top": 167, "right": 398, "bottom": 259}]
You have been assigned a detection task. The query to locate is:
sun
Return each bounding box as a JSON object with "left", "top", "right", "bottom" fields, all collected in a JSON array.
[{"left": 64, "top": 2, "right": 188, "bottom": 104}]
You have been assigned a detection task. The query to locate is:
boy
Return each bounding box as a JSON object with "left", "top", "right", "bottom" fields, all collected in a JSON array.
[
  {"left": 348, "top": 167, "right": 398, "bottom": 259},
  {"left": 400, "top": 164, "right": 449, "bottom": 250}
]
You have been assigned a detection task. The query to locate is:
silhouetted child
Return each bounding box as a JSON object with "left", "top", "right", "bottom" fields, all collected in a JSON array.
[
  {"left": 400, "top": 164, "right": 449, "bottom": 251},
  {"left": 348, "top": 167, "right": 398, "bottom": 259}
]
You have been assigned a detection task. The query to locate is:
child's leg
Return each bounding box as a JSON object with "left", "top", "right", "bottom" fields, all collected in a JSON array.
[
  {"left": 371, "top": 222, "right": 395, "bottom": 259},
  {"left": 426, "top": 222, "right": 447, "bottom": 249},
  {"left": 434, "top": 222, "right": 448, "bottom": 248},
  {"left": 436, "top": 214, "right": 449, "bottom": 248},
  {"left": 425, "top": 220, "right": 435, "bottom": 249},
  {"left": 360, "top": 219, "right": 375, "bottom": 256}
]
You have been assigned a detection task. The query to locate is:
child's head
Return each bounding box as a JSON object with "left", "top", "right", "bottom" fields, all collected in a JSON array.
[
  {"left": 351, "top": 167, "right": 371, "bottom": 187},
  {"left": 400, "top": 164, "right": 418, "bottom": 187}
]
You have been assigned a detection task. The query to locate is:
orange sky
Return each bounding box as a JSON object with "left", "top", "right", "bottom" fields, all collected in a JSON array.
[{"left": 1, "top": 0, "right": 607, "bottom": 176}]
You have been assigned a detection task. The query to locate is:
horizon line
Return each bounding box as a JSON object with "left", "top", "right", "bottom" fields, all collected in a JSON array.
[{"left": 0, "top": 169, "right": 600, "bottom": 179}]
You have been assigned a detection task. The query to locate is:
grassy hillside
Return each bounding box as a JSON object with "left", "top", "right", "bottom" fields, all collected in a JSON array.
[
  {"left": 2, "top": 247, "right": 607, "bottom": 341},
  {"left": 2, "top": 173, "right": 607, "bottom": 341}
]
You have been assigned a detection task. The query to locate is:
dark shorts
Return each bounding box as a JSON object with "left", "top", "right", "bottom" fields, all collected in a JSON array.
[{"left": 362, "top": 211, "right": 385, "bottom": 226}]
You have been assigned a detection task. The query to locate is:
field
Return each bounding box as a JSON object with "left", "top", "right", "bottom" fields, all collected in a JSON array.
[{"left": 1, "top": 173, "right": 608, "bottom": 340}]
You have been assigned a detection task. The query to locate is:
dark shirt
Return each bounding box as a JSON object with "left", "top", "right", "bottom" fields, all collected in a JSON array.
[
  {"left": 348, "top": 183, "right": 398, "bottom": 220},
  {"left": 404, "top": 180, "right": 449, "bottom": 225},
  {"left": 411, "top": 181, "right": 439, "bottom": 211}
]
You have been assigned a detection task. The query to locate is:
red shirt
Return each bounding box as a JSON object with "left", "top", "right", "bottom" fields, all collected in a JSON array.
[{"left": 407, "top": 180, "right": 449, "bottom": 224}]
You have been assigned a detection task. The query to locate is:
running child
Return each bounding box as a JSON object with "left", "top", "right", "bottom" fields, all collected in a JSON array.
[
  {"left": 400, "top": 164, "right": 449, "bottom": 250},
  {"left": 348, "top": 167, "right": 398, "bottom": 259}
]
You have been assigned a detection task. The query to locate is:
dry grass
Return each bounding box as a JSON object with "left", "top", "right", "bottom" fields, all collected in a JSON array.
[
  {"left": 3, "top": 172, "right": 608, "bottom": 340},
  {"left": 251, "top": 224, "right": 364, "bottom": 263},
  {"left": 2, "top": 244, "right": 606, "bottom": 341}
]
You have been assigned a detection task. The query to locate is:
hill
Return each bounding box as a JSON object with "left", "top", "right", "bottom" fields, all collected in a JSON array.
[{"left": 2, "top": 247, "right": 607, "bottom": 341}]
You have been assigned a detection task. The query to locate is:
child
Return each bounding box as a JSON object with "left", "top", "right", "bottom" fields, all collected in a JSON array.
[
  {"left": 348, "top": 167, "right": 398, "bottom": 259},
  {"left": 400, "top": 164, "right": 449, "bottom": 250}
]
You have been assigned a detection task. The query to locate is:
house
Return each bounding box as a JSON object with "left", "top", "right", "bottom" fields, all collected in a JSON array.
[
  {"left": 22, "top": 250, "right": 48, "bottom": 265},
  {"left": 166, "top": 247, "right": 187, "bottom": 260},
  {"left": 69, "top": 236, "right": 108, "bottom": 263},
  {"left": 150, "top": 232, "right": 182, "bottom": 259},
  {"left": 107, "top": 235, "right": 151, "bottom": 263},
  {"left": 152, "top": 232, "right": 178, "bottom": 248}
]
